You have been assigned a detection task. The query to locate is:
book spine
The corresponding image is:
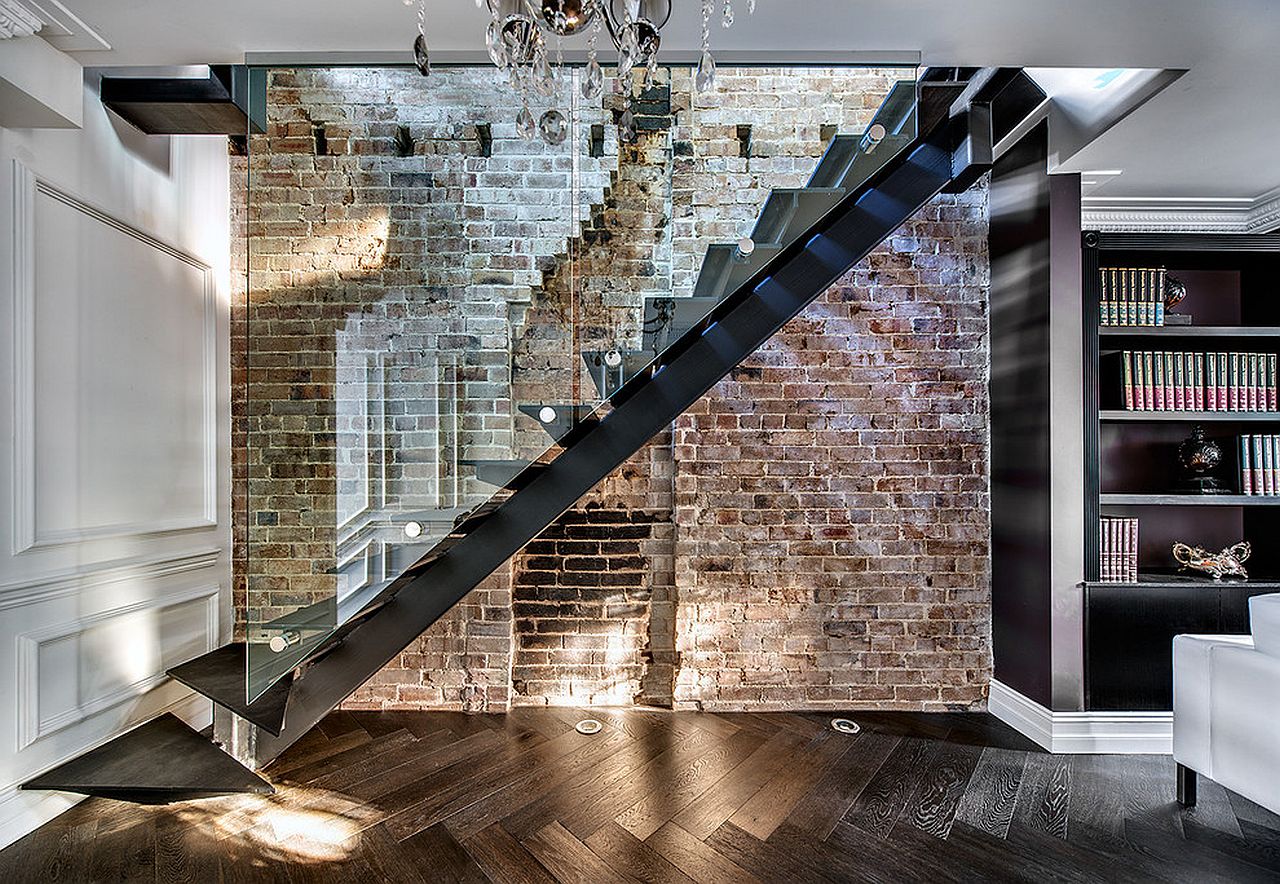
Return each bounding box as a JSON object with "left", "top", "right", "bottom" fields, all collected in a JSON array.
[
  {"left": 1270, "top": 354, "right": 1277, "bottom": 411},
  {"left": 1100, "top": 270, "right": 1110, "bottom": 326},
  {"left": 1137, "top": 270, "right": 1148, "bottom": 326},
  {"left": 1253, "top": 435, "right": 1264, "bottom": 495},
  {"left": 1108, "top": 268, "right": 1118, "bottom": 325},
  {"left": 1122, "top": 351, "right": 1134, "bottom": 410},
  {"left": 1194, "top": 352, "right": 1205, "bottom": 411},
  {"left": 1218, "top": 353, "right": 1229, "bottom": 411},
  {"left": 1266, "top": 435, "right": 1276, "bottom": 496},
  {"left": 1129, "top": 518, "right": 1138, "bottom": 582},
  {"left": 1243, "top": 435, "right": 1253, "bottom": 495},
  {"left": 1173, "top": 352, "right": 1185, "bottom": 410},
  {"left": 1164, "top": 352, "right": 1174, "bottom": 411},
  {"left": 1100, "top": 520, "right": 1109, "bottom": 582},
  {"left": 1256, "top": 353, "right": 1265, "bottom": 412},
  {"left": 1126, "top": 269, "right": 1136, "bottom": 327},
  {"left": 1153, "top": 352, "right": 1165, "bottom": 411},
  {"left": 1152, "top": 353, "right": 1162, "bottom": 411},
  {"left": 1155, "top": 268, "right": 1166, "bottom": 326},
  {"left": 1264, "top": 435, "right": 1272, "bottom": 495},
  {"left": 1230, "top": 353, "right": 1240, "bottom": 411},
  {"left": 1272, "top": 435, "right": 1280, "bottom": 496},
  {"left": 1249, "top": 353, "right": 1259, "bottom": 412}
]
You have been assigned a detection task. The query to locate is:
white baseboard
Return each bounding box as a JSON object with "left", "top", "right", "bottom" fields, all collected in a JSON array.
[
  {"left": 0, "top": 693, "right": 211, "bottom": 850},
  {"left": 988, "top": 680, "right": 1172, "bottom": 754}
]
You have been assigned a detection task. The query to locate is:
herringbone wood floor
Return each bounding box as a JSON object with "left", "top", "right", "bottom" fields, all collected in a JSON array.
[{"left": 2, "top": 709, "right": 1278, "bottom": 882}]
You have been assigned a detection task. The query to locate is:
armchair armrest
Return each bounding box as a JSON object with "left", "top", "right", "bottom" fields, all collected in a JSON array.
[{"left": 1172, "top": 633, "right": 1254, "bottom": 777}]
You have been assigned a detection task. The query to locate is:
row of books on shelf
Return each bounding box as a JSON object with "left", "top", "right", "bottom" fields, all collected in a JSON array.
[
  {"left": 1120, "top": 351, "right": 1278, "bottom": 412},
  {"left": 1241, "top": 434, "right": 1280, "bottom": 495},
  {"left": 1100, "top": 266, "right": 1167, "bottom": 327},
  {"left": 1099, "top": 517, "right": 1139, "bottom": 583}
]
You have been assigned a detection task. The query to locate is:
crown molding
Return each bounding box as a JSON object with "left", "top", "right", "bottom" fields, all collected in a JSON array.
[
  {"left": 1082, "top": 185, "right": 1280, "bottom": 234},
  {"left": 0, "top": 0, "right": 41, "bottom": 39}
]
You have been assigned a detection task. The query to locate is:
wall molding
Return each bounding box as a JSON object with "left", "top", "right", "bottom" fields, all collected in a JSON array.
[
  {"left": 1082, "top": 186, "right": 1280, "bottom": 234},
  {"left": 14, "top": 584, "right": 219, "bottom": 750},
  {"left": 10, "top": 159, "right": 219, "bottom": 554},
  {"left": 0, "top": 548, "right": 221, "bottom": 611},
  {"left": 988, "top": 680, "right": 1173, "bottom": 755}
]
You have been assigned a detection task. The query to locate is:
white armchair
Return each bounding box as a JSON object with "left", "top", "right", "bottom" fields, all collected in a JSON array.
[{"left": 1173, "top": 592, "right": 1280, "bottom": 814}]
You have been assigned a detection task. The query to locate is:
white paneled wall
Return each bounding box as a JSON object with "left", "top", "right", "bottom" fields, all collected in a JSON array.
[{"left": 0, "top": 74, "right": 231, "bottom": 847}]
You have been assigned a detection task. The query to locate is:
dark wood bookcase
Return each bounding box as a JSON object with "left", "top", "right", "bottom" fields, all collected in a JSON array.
[{"left": 1082, "top": 231, "right": 1280, "bottom": 710}]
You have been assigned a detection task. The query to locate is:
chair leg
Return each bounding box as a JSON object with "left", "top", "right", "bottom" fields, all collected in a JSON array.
[{"left": 1177, "top": 763, "right": 1198, "bottom": 808}]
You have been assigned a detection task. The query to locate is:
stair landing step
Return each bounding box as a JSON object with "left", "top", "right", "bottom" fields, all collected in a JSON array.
[
  {"left": 167, "top": 642, "right": 292, "bottom": 736},
  {"left": 22, "top": 713, "right": 273, "bottom": 803}
]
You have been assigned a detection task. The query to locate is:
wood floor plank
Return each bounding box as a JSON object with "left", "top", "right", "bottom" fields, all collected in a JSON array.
[
  {"left": 342, "top": 729, "right": 505, "bottom": 804},
  {"left": 463, "top": 823, "right": 558, "bottom": 884},
  {"left": 615, "top": 727, "right": 765, "bottom": 841},
  {"left": 705, "top": 822, "right": 838, "bottom": 884},
  {"left": 350, "top": 823, "right": 432, "bottom": 884},
  {"left": 784, "top": 729, "right": 900, "bottom": 840},
  {"left": 498, "top": 726, "right": 692, "bottom": 840},
  {"left": 1121, "top": 753, "right": 1183, "bottom": 842},
  {"left": 584, "top": 821, "right": 697, "bottom": 884},
  {"left": 1009, "top": 750, "right": 1071, "bottom": 840},
  {"left": 309, "top": 727, "right": 459, "bottom": 793},
  {"left": 1183, "top": 816, "right": 1280, "bottom": 876},
  {"left": 952, "top": 745, "right": 1026, "bottom": 839},
  {"left": 266, "top": 728, "right": 374, "bottom": 778},
  {"left": 1064, "top": 752, "right": 1127, "bottom": 845},
  {"left": 1185, "top": 772, "right": 1246, "bottom": 839},
  {"left": 728, "top": 730, "right": 854, "bottom": 841},
  {"left": 317, "top": 710, "right": 365, "bottom": 740},
  {"left": 522, "top": 821, "right": 630, "bottom": 884},
  {"left": 903, "top": 739, "right": 982, "bottom": 838},
  {"left": 554, "top": 726, "right": 724, "bottom": 840},
  {"left": 442, "top": 730, "right": 631, "bottom": 841},
  {"left": 27, "top": 817, "right": 98, "bottom": 883},
  {"left": 288, "top": 728, "right": 418, "bottom": 785},
  {"left": 384, "top": 722, "right": 609, "bottom": 841},
  {"left": 643, "top": 822, "right": 760, "bottom": 884},
  {"left": 669, "top": 729, "right": 808, "bottom": 840},
  {"left": 842, "top": 736, "right": 936, "bottom": 838},
  {"left": 397, "top": 823, "right": 489, "bottom": 884}
]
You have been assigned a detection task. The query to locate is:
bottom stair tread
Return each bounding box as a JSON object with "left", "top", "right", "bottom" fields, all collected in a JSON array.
[{"left": 21, "top": 713, "right": 273, "bottom": 803}]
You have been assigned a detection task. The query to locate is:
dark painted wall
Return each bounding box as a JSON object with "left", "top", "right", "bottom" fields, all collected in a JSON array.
[{"left": 989, "top": 121, "right": 1054, "bottom": 706}]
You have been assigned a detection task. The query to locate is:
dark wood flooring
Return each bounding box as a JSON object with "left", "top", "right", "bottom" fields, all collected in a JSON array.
[{"left": 3, "top": 708, "right": 1279, "bottom": 882}]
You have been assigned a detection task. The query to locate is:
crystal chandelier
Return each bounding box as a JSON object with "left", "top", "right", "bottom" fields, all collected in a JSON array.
[{"left": 412, "top": 0, "right": 758, "bottom": 145}]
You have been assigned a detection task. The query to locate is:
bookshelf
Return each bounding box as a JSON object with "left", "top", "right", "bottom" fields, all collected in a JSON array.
[{"left": 1082, "top": 231, "right": 1280, "bottom": 710}]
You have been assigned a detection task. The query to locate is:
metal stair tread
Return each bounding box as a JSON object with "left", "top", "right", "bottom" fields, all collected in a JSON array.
[
  {"left": 167, "top": 642, "right": 292, "bottom": 736},
  {"left": 21, "top": 713, "right": 273, "bottom": 802}
]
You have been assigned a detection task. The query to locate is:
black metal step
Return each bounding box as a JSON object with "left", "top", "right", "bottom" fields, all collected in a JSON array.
[
  {"left": 461, "top": 459, "right": 538, "bottom": 489},
  {"left": 167, "top": 643, "right": 292, "bottom": 736},
  {"left": 101, "top": 65, "right": 265, "bottom": 135},
  {"left": 517, "top": 403, "right": 600, "bottom": 443},
  {"left": 21, "top": 713, "right": 272, "bottom": 803}
]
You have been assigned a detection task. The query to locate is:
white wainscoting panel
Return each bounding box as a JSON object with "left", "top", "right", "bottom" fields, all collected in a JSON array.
[{"left": 12, "top": 161, "right": 217, "bottom": 553}]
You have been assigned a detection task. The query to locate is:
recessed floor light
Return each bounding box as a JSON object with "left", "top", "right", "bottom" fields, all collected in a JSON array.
[
  {"left": 831, "top": 718, "right": 861, "bottom": 735},
  {"left": 575, "top": 719, "right": 603, "bottom": 735}
]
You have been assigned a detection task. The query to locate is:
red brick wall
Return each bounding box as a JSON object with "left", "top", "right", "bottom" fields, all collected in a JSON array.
[{"left": 672, "top": 187, "right": 991, "bottom": 711}]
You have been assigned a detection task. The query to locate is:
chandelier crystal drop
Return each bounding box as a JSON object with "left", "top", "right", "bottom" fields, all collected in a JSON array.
[{"left": 412, "top": 1, "right": 760, "bottom": 144}]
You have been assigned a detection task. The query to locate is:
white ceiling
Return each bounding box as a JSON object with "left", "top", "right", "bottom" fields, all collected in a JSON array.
[{"left": 48, "top": 0, "right": 1280, "bottom": 203}]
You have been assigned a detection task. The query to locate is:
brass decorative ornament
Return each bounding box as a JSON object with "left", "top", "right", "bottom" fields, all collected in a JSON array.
[{"left": 1172, "top": 541, "right": 1250, "bottom": 580}]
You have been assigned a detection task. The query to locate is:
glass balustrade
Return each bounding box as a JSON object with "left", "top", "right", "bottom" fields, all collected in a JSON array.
[{"left": 242, "top": 62, "right": 919, "bottom": 702}]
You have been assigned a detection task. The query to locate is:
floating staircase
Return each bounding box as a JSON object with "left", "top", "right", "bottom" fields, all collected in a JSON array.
[{"left": 24, "top": 68, "right": 1045, "bottom": 801}]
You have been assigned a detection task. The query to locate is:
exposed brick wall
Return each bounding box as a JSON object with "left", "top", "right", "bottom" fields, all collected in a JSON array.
[
  {"left": 672, "top": 186, "right": 992, "bottom": 711},
  {"left": 232, "top": 65, "right": 991, "bottom": 713}
]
